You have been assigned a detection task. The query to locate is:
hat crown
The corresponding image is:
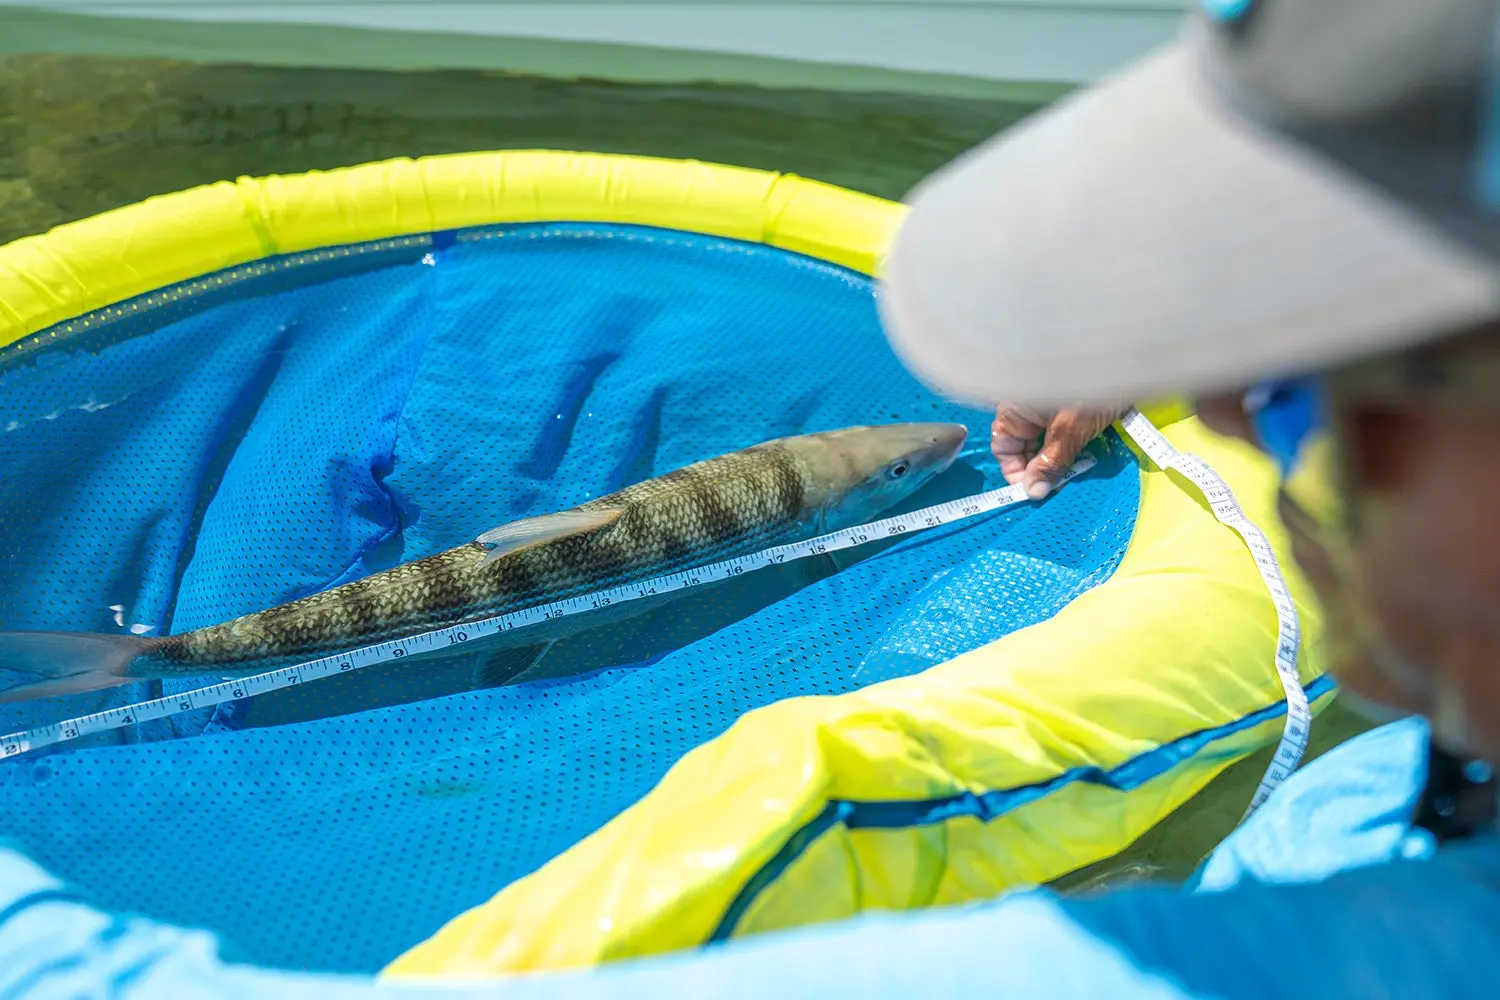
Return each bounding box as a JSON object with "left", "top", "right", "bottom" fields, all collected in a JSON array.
[{"left": 1195, "top": 0, "right": 1495, "bottom": 122}]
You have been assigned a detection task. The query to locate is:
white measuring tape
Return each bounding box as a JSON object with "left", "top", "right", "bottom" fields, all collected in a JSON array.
[
  {"left": 1, "top": 454, "right": 1096, "bottom": 758},
  {"left": 1, "top": 411, "right": 1311, "bottom": 819},
  {"left": 1118, "top": 410, "right": 1312, "bottom": 816}
]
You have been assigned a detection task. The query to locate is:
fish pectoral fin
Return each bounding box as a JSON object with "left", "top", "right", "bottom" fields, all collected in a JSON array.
[
  {"left": 474, "top": 508, "right": 623, "bottom": 567},
  {"left": 469, "top": 641, "right": 554, "bottom": 690}
]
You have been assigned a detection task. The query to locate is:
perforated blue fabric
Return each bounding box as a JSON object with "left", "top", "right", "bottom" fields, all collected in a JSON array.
[{"left": 0, "top": 223, "right": 1140, "bottom": 973}]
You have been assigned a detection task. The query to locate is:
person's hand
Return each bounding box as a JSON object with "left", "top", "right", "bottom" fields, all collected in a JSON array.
[{"left": 991, "top": 405, "right": 1125, "bottom": 499}]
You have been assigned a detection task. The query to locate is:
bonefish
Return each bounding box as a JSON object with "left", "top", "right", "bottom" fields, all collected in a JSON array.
[{"left": 0, "top": 423, "right": 967, "bottom": 702}]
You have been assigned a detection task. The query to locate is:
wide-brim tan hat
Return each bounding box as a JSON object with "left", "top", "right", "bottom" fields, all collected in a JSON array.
[{"left": 877, "top": 1, "right": 1500, "bottom": 409}]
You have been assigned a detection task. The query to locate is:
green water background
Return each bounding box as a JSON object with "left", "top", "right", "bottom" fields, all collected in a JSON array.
[
  {"left": 0, "top": 6, "right": 1063, "bottom": 245},
  {"left": 0, "top": 10, "right": 1371, "bottom": 888}
]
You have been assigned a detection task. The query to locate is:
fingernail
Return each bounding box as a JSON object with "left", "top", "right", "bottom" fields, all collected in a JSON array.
[{"left": 1026, "top": 480, "right": 1052, "bottom": 500}]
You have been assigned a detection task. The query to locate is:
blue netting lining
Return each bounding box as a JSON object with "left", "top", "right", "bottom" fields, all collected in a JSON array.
[{"left": 0, "top": 223, "right": 1140, "bottom": 973}]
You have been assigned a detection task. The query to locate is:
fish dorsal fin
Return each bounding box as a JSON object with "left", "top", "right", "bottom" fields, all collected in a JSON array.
[{"left": 474, "top": 507, "right": 623, "bottom": 568}]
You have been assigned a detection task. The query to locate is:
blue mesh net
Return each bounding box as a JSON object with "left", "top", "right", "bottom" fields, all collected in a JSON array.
[{"left": 0, "top": 223, "right": 1140, "bottom": 973}]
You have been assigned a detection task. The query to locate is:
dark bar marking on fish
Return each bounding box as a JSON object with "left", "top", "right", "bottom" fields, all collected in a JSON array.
[
  {"left": 420, "top": 552, "right": 475, "bottom": 625},
  {"left": 0, "top": 423, "right": 968, "bottom": 703},
  {"left": 683, "top": 465, "right": 745, "bottom": 548},
  {"left": 577, "top": 507, "right": 634, "bottom": 591}
]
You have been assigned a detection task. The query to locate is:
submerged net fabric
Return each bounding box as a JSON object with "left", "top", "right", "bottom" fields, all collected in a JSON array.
[{"left": 0, "top": 223, "right": 1140, "bottom": 973}]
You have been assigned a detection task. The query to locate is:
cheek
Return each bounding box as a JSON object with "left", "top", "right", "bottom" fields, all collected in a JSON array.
[
  {"left": 1274, "top": 488, "right": 1428, "bottom": 715},
  {"left": 1362, "top": 442, "right": 1500, "bottom": 618},
  {"left": 1354, "top": 428, "right": 1500, "bottom": 753}
]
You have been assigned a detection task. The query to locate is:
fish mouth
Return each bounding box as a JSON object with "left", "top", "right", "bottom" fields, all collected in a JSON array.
[{"left": 923, "top": 423, "right": 969, "bottom": 471}]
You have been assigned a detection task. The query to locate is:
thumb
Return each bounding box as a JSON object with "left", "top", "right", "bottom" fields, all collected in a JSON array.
[{"left": 1023, "top": 408, "right": 1121, "bottom": 499}]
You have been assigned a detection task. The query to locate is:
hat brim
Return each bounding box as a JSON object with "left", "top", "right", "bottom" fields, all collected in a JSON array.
[{"left": 877, "top": 39, "right": 1500, "bottom": 410}]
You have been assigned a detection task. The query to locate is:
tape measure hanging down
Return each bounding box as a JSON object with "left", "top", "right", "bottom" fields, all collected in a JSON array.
[
  {"left": 1118, "top": 410, "right": 1312, "bottom": 817},
  {"left": 1, "top": 410, "right": 1312, "bottom": 820}
]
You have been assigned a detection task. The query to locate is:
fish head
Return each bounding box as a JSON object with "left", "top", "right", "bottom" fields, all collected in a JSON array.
[{"left": 792, "top": 423, "right": 969, "bottom": 532}]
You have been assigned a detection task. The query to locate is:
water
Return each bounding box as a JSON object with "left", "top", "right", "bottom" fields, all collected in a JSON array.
[
  {"left": 0, "top": 218, "right": 1143, "bottom": 971},
  {"left": 0, "top": 52, "right": 1045, "bottom": 246},
  {"left": 0, "top": 47, "right": 1375, "bottom": 952}
]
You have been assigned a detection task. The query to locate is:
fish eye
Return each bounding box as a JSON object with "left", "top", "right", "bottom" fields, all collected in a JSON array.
[{"left": 886, "top": 461, "right": 910, "bottom": 480}]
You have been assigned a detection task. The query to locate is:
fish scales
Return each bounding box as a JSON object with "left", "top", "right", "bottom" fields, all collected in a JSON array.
[
  {"left": 158, "top": 443, "right": 810, "bottom": 672},
  {"left": 0, "top": 422, "right": 967, "bottom": 701}
]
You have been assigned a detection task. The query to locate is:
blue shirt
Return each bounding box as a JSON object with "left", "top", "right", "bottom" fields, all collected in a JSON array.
[{"left": 3, "top": 716, "right": 1495, "bottom": 999}]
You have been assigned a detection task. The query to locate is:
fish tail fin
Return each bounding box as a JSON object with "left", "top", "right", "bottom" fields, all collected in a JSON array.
[{"left": 0, "top": 631, "right": 154, "bottom": 703}]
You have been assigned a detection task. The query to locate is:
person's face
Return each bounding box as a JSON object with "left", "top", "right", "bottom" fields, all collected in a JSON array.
[{"left": 1197, "top": 338, "right": 1500, "bottom": 760}]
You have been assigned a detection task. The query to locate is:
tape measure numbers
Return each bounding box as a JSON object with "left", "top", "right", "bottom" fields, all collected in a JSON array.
[
  {"left": 1119, "top": 410, "right": 1312, "bottom": 816},
  {"left": 1, "top": 410, "right": 1313, "bottom": 821},
  {"left": 1, "top": 454, "right": 1097, "bottom": 757}
]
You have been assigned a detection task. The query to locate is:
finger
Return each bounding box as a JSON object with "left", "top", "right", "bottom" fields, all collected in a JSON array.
[
  {"left": 1023, "top": 408, "right": 1120, "bottom": 499},
  {"left": 990, "top": 425, "right": 1038, "bottom": 479},
  {"left": 992, "top": 405, "right": 1050, "bottom": 442},
  {"left": 996, "top": 448, "right": 1033, "bottom": 486},
  {"left": 989, "top": 431, "right": 1032, "bottom": 456},
  {"left": 991, "top": 431, "right": 1037, "bottom": 486},
  {"left": 992, "top": 406, "right": 1050, "bottom": 485}
]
